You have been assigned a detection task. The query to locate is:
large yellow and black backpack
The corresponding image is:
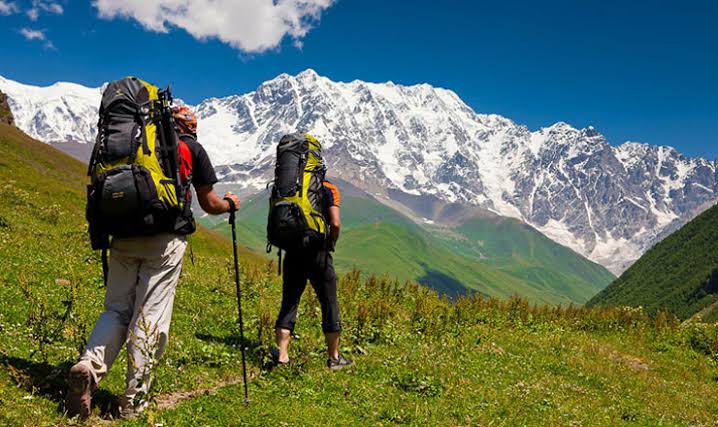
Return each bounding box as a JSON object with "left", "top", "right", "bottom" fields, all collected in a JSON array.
[
  {"left": 267, "top": 133, "right": 328, "bottom": 253},
  {"left": 86, "top": 77, "right": 194, "bottom": 256}
]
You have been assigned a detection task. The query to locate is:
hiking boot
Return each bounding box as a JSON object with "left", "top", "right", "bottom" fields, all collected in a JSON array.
[
  {"left": 118, "top": 403, "right": 142, "bottom": 420},
  {"left": 65, "top": 362, "right": 93, "bottom": 419},
  {"left": 119, "top": 396, "right": 149, "bottom": 420},
  {"left": 327, "top": 354, "right": 353, "bottom": 371}
]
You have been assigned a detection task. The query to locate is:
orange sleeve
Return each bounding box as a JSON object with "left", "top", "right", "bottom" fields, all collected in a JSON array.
[{"left": 323, "top": 181, "right": 341, "bottom": 207}]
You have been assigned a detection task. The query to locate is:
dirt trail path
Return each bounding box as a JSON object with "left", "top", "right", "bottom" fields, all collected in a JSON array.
[
  {"left": 154, "top": 370, "right": 259, "bottom": 411},
  {"left": 93, "top": 369, "right": 260, "bottom": 425}
]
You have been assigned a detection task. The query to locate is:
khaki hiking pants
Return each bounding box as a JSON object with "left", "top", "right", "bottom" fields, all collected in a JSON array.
[{"left": 79, "top": 233, "right": 187, "bottom": 407}]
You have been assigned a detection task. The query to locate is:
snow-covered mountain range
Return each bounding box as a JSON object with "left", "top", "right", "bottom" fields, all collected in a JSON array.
[
  {"left": 0, "top": 75, "right": 101, "bottom": 144},
  {"left": 1, "top": 70, "right": 716, "bottom": 274}
]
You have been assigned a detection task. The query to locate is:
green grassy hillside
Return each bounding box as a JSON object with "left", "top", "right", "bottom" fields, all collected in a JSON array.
[
  {"left": 588, "top": 203, "right": 718, "bottom": 320},
  {"left": 2, "top": 123, "right": 718, "bottom": 426},
  {"left": 435, "top": 215, "right": 614, "bottom": 302},
  {"left": 203, "top": 192, "right": 614, "bottom": 305}
]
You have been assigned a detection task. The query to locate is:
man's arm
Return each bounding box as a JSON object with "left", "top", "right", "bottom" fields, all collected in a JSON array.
[
  {"left": 196, "top": 185, "right": 240, "bottom": 215},
  {"left": 327, "top": 205, "right": 341, "bottom": 246},
  {"left": 186, "top": 138, "right": 238, "bottom": 215}
]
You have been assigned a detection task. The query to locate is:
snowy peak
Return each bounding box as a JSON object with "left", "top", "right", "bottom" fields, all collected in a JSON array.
[
  {"left": 0, "top": 75, "right": 101, "bottom": 144},
  {"left": 192, "top": 70, "right": 717, "bottom": 274},
  {"left": 1, "top": 70, "right": 717, "bottom": 275}
]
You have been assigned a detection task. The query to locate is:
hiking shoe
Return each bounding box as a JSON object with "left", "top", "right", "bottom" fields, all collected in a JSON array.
[
  {"left": 119, "top": 396, "right": 149, "bottom": 420},
  {"left": 327, "top": 354, "right": 353, "bottom": 371},
  {"left": 119, "top": 402, "right": 143, "bottom": 420},
  {"left": 65, "top": 362, "right": 93, "bottom": 419}
]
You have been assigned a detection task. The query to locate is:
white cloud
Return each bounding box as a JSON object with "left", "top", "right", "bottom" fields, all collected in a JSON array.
[
  {"left": 27, "top": 1, "right": 63, "bottom": 21},
  {"left": 93, "top": 0, "right": 335, "bottom": 53},
  {"left": 19, "top": 27, "right": 46, "bottom": 40},
  {"left": 19, "top": 27, "right": 57, "bottom": 50},
  {"left": 0, "top": 0, "right": 18, "bottom": 15},
  {"left": 39, "top": 1, "right": 63, "bottom": 14}
]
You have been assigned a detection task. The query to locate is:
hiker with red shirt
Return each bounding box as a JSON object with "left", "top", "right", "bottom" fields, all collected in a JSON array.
[{"left": 66, "top": 105, "right": 240, "bottom": 420}]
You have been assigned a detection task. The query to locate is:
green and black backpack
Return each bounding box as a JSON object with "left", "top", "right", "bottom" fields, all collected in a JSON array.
[
  {"left": 86, "top": 77, "right": 195, "bottom": 259},
  {"left": 267, "top": 133, "right": 328, "bottom": 255}
]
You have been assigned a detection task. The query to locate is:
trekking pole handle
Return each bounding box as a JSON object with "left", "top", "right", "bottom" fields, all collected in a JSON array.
[{"left": 224, "top": 197, "right": 237, "bottom": 221}]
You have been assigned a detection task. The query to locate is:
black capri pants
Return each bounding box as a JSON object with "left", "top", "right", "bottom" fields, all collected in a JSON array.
[{"left": 275, "top": 249, "right": 341, "bottom": 333}]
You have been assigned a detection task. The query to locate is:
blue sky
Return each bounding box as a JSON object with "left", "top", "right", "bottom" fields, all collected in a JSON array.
[{"left": 0, "top": 0, "right": 716, "bottom": 158}]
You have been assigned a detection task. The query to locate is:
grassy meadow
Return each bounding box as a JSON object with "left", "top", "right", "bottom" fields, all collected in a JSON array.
[{"left": 1, "top": 123, "right": 718, "bottom": 426}]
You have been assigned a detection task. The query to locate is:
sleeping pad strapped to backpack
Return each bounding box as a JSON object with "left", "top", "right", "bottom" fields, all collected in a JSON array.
[
  {"left": 86, "top": 76, "right": 195, "bottom": 254},
  {"left": 267, "top": 133, "right": 328, "bottom": 252}
]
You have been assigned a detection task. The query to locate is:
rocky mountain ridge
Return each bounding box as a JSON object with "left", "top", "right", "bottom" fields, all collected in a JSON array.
[{"left": 1, "top": 70, "right": 715, "bottom": 273}]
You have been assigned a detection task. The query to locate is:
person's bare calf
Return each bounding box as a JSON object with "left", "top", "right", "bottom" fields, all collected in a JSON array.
[
  {"left": 276, "top": 328, "right": 340, "bottom": 361},
  {"left": 275, "top": 327, "right": 291, "bottom": 363},
  {"left": 325, "top": 331, "right": 340, "bottom": 360}
]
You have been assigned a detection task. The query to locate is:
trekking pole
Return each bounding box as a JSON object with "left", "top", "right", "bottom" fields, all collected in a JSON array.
[{"left": 225, "top": 197, "right": 250, "bottom": 405}]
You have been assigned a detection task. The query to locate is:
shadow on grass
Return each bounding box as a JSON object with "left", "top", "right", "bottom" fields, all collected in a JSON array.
[
  {"left": 194, "top": 332, "right": 262, "bottom": 351},
  {"left": 417, "top": 267, "right": 470, "bottom": 298},
  {"left": 1, "top": 354, "right": 72, "bottom": 404},
  {"left": 0, "top": 354, "right": 119, "bottom": 418}
]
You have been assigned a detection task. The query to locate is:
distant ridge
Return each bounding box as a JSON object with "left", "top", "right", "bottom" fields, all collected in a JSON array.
[{"left": 588, "top": 202, "right": 718, "bottom": 320}]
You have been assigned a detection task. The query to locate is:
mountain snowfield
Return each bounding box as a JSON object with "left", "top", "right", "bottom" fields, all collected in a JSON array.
[
  {"left": 0, "top": 75, "right": 101, "bottom": 144},
  {"left": 0, "top": 70, "right": 716, "bottom": 274}
]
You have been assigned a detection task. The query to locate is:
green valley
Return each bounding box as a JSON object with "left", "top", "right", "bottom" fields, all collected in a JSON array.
[{"left": 202, "top": 190, "right": 615, "bottom": 305}]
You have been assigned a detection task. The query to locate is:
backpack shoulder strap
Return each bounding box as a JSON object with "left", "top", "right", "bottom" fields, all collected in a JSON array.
[{"left": 101, "top": 248, "right": 109, "bottom": 287}]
